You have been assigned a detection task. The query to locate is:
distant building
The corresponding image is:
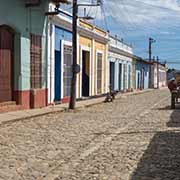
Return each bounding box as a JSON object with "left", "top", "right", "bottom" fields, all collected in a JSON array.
[
  {"left": 167, "top": 69, "right": 180, "bottom": 86},
  {"left": 108, "top": 36, "right": 133, "bottom": 92},
  {"left": 133, "top": 56, "right": 151, "bottom": 90},
  {"left": 152, "top": 62, "right": 167, "bottom": 88}
]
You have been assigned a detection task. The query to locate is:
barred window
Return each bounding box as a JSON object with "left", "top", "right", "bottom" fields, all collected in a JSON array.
[
  {"left": 30, "top": 34, "right": 42, "bottom": 89},
  {"left": 128, "top": 65, "right": 131, "bottom": 89},
  {"left": 123, "top": 64, "right": 127, "bottom": 90},
  {"left": 63, "top": 45, "right": 72, "bottom": 97},
  {"left": 97, "top": 53, "right": 102, "bottom": 94}
]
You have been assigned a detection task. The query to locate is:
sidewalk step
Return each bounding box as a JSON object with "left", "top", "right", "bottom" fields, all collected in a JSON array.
[
  {"left": 0, "top": 103, "right": 23, "bottom": 113},
  {"left": 0, "top": 101, "right": 16, "bottom": 107}
]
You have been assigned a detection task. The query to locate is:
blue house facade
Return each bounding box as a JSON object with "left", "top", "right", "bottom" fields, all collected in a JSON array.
[
  {"left": 54, "top": 26, "right": 72, "bottom": 103},
  {"left": 48, "top": 13, "right": 73, "bottom": 104},
  {"left": 135, "top": 57, "right": 150, "bottom": 90}
]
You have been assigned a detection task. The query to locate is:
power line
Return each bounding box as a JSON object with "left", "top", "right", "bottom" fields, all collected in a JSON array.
[{"left": 100, "top": 3, "right": 109, "bottom": 31}]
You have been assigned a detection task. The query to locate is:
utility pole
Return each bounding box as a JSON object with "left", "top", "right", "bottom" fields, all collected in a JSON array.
[
  {"left": 148, "top": 37, "right": 156, "bottom": 88},
  {"left": 69, "top": 0, "right": 78, "bottom": 109},
  {"left": 157, "top": 56, "right": 159, "bottom": 89},
  {"left": 69, "top": 0, "right": 102, "bottom": 109}
]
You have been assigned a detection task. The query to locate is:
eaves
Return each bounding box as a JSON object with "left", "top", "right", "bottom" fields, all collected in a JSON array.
[
  {"left": 109, "top": 46, "right": 133, "bottom": 59},
  {"left": 50, "top": 16, "right": 109, "bottom": 44}
]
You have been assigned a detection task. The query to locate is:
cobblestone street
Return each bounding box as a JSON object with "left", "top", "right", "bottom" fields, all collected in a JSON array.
[{"left": 0, "top": 88, "right": 179, "bottom": 180}]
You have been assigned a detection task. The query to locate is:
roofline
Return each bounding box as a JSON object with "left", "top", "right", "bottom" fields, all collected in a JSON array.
[
  {"left": 79, "top": 19, "right": 108, "bottom": 34},
  {"left": 133, "top": 55, "right": 152, "bottom": 64},
  {"left": 109, "top": 35, "right": 132, "bottom": 48}
]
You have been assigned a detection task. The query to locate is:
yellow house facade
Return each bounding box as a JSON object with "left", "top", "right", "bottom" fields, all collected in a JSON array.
[{"left": 77, "top": 20, "right": 109, "bottom": 98}]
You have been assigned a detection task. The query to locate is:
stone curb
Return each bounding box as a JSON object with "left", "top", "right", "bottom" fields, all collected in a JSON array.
[{"left": 0, "top": 88, "right": 160, "bottom": 126}]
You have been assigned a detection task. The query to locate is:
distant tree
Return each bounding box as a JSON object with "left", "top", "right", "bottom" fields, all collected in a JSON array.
[{"left": 167, "top": 68, "right": 175, "bottom": 73}]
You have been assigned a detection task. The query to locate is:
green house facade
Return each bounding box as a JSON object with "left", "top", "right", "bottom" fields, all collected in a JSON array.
[{"left": 0, "top": 0, "right": 49, "bottom": 109}]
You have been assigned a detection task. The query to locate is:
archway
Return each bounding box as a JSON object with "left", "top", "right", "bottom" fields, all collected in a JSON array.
[{"left": 0, "top": 25, "right": 14, "bottom": 102}]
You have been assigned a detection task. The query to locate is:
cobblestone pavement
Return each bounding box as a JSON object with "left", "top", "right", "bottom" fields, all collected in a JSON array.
[{"left": 0, "top": 89, "right": 178, "bottom": 180}]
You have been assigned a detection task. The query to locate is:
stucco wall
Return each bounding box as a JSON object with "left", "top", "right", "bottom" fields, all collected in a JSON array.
[
  {"left": 78, "top": 35, "right": 107, "bottom": 97},
  {"left": 48, "top": 25, "right": 72, "bottom": 104},
  {"left": 0, "top": 0, "right": 49, "bottom": 91},
  {"left": 136, "top": 62, "right": 150, "bottom": 89},
  {"left": 153, "top": 63, "right": 167, "bottom": 88},
  {"left": 108, "top": 50, "right": 133, "bottom": 91}
]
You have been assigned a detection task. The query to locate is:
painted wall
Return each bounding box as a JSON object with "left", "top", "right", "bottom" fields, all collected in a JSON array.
[
  {"left": 78, "top": 35, "right": 107, "bottom": 97},
  {"left": 78, "top": 20, "right": 108, "bottom": 98},
  {"left": 153, "top": 63, "right": 167, "bottom": 88},
  {"left": 132, "top": 60, "right": 137, "bottom": 89},
  {"left": 108, "top": 36, "right": 133, "bottom": 92},
  {"left": 135, "top": 61, "right": 150, "bottom": 89},
  {"left": 0, "top": 0, "right": 49, "bottom": 108},
  {"left": 108, "top": 53, "right": 133, "bottom": 91},
  {"left": 109, "top": 36, "right": 133, "bottom": 54},
  {"left": 48, "top": 24, "right": 72, "bottom": 104},
  {"left": 48, "top": 13, "right": 108, "bottom": 103},
  {"left": 0, "top": 0, "right": 48, "bottom": 91},
  {"left": 94, "top": 41, "right": 107, "bottom": 95}
]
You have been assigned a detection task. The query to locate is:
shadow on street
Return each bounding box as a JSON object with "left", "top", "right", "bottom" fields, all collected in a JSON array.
[
  {"left": 167, "top": 104, "right": 180, "bottom": 127},
  {"left": 131, "top": 131, "right": 180, "bottom": 180},
  {"left": 130, "top": 104, "right": 180, "bottom": 180}
]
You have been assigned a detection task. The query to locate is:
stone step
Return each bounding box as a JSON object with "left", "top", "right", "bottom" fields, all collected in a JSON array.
[
  {"left": 0, "top": 103, "right": 23, "bottom": 113},
  {"left": 0, "top": 101, "right": 16, "bottom": 107}
]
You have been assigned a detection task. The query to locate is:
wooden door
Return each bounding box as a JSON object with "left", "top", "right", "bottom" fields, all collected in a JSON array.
[{"left": 0, "top": 27, "right": 14, "bottom": 102}]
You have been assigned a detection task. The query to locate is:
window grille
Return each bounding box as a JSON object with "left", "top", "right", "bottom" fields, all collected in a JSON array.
[
  {"left": 128, "top": 65, "right": 131, "bottom": 89},
  {"left": 63, "top": 45, "right": 72, "bottom": 97},
  {"left": 30, "top": 34, "right": 42, "bottom": 89},
  {"left": 123, "top": 64, "right": 127, "bottom": 90},
  {"left": 97, "top": 53, "right": 102, "bottom": 94}
]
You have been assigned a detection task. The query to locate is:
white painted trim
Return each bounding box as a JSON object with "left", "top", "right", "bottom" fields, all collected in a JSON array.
[
  {"left": 91, "top": 39, "right": 95, "bottom": 96},
  {"left": 64, "top": 40, "right": 72, "bottom": 46},
  {"left": 48, "top": 23, "right": 55, "bottom": 104},
  {"left": 96, "top": 50, "right": 103, "bottom": 95},
  {"left": 76, "top": 33, "right": 80, "bottom": 98},
  {"left": 61, "top": 40, "right": 64, "bottom": 99},
  {"left": 105, "top": 44, "right": 109, "bottom": 93}
]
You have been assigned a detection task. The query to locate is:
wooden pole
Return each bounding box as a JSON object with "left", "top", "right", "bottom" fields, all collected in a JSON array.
[{"left": 69, "top": 0, "right": 78, "bottom": 109}]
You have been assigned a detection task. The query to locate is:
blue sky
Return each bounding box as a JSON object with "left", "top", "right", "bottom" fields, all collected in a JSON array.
[{"left": 63, "top": 0, "right": 180, "bottom": 69}]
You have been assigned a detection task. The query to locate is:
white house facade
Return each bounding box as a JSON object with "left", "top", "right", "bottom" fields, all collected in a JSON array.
[{"left": 108, "top": 36, "right": 133, "bottom": 92}]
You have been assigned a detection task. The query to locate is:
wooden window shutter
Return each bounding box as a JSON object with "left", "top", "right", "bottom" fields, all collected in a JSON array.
[
  {"left": 97, "top": 53, "right": 102, "bottom": 94},
  {"left": 30, "top": 34, "right": 42, "bottom": 89},
  {"left": 63, "top": 45, "right": 72, "bottom": 97}
]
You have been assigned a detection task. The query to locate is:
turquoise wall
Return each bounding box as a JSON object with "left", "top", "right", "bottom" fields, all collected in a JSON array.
[{"left": 0, "top": 0, "right": 49, "bottom": 90}]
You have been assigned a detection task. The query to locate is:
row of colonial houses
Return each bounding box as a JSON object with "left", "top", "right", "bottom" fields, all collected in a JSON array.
[{"left": 0, "top": 0, "right": 167, "bottom": 111}]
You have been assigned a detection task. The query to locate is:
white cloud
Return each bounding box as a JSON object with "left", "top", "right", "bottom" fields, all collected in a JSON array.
[
  {"left": 103, "top": 0, "right": 180, "bottom": 25},
  {"left": 62, "top": 0, "right": 180, "bottom": 36}
]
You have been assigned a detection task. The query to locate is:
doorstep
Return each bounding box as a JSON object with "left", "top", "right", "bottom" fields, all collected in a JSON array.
[{"left": 0, "top": 88, "right": 155, "bottom": 126}]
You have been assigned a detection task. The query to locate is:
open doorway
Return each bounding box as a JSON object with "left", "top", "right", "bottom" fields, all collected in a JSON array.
[
  {"left": 110, "top": 62, "right": 115, "bottom": 90},
  {"left": 141, "top": 68, "right": 145, "bottom": 89},
  {"left": 82, "top": 50, "right": 90, "bottom": 97},
  {"left": 119, "top": 63, "right": 122, "bottom": 91}
]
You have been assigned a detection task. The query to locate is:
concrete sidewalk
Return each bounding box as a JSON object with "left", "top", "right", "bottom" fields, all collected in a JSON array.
[{"left": 0, "top": 89, "right": 156, "bottom": 126}]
